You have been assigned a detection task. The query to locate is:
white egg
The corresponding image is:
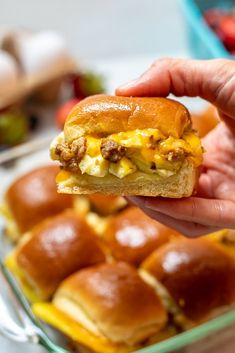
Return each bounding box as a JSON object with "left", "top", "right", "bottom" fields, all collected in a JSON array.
[{"left": 17, "top": 31, "right": 69, "bottom": 74}]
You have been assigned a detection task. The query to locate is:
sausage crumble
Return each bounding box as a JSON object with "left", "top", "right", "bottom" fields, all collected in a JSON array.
[
  {"left": 55, "top": 137, "right": 87, "bottom": 172},
  {"left": 100, "top": 139, "right": 127, "bottom": 163},
  {"left": 166, "top": 148, "right": 188, "bottom": 162}
]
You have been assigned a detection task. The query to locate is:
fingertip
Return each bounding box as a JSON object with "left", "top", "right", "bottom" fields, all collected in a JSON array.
[
  {"left": 115, "top": 79, "right": 138, "bottom": 96},
  {"left": 115, "top": 88, "right": 127, "bottom": 96},
  {"left": 115, "top": 87, "right": 123, "bottom": 95}
]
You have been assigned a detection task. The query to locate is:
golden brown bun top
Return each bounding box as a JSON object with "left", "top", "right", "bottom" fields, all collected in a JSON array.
[
  {"left": 16, "top": 210, "right": 105, "bottom": 299},
  {"left": 87, "top": 194, "right": 127, "bottom": 216},
  {"left": 55, "top": 262, "right": 167, "bottom": 344},
  {"left": 64, "top": 95, "right": 191, "bottom": 142},
  {"left": 142, "top": 238, "right": 235, "bottom": 321},
  {"left": 6, "top": 165, "right": 73, "bottom": 233},
  {"left": 104, "top": 207, "right": 178, "bottom": 266}
]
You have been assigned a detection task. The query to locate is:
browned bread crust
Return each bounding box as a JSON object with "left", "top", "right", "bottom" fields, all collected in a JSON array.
[
  {"left": 54, "top": 262, "right": 167, "bottom": 345},
  {"left": 87, "top": 194, "right": 127, "bottom": 215},
  {"left": 64, "top": 95, "right": 191, "bottom": 142},
  {"left": 6, "top": 165, "right": 73, "bottom": 233},
  {"left": 142, "top": 238, "right": 235, "bottom": 321},
  {"left": 104, "top": 207, "right": 174, "bottom": 266},
  {"left": 16, "top": 210, "right": 105, "bottom": 299}
]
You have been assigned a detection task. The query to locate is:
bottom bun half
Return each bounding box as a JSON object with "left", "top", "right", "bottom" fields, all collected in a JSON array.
[{"left": 56, "top": 160, "right": 198, "bottom": 198}]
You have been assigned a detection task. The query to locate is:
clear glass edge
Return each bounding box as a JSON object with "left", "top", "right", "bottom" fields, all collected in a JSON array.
[{"left": 135, "top": 310, "right": 235, "bottom": 353}]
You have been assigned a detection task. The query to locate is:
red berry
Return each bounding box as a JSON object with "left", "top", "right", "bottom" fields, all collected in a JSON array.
[
  {"left": 217, "top": 16, "right": 235, "bottom": 50},
  {"left": 204, "top": 9, "right": 235, "bottom": 52},
  {"left": 55, "top": 98, "right": 81, "bottom": 130},
  {"left": 204, "top": 9, "right": 224, "bottom": 30}
]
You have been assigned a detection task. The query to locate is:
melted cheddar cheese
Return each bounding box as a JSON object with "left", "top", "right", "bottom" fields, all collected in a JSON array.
[
  {"left": 0, "top": 203, "right": 20, "bottom": 242},
  {"left": 74, "top": 129, "right": 203, "bottom": 179},
  {"left": 110, "top": 129, "right": 164, "bottom": 148},
  {"left": 52, "top": 128, "right": 203, "bottom": 179},
  {"left": 33, "top": 303, "right": 133, "bottom": 353}
]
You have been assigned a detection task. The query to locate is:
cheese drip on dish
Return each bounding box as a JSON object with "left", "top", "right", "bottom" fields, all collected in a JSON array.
[
  {"left": 52, "top": 129, "right": 203, "bottom": 179},
  {"left": 33, "top": 302, "right": 132, "bottom": 353}
]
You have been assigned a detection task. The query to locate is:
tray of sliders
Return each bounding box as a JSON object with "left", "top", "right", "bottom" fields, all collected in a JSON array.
[{"left": 1, "top": 97, "right": 235, "bottom": 353}]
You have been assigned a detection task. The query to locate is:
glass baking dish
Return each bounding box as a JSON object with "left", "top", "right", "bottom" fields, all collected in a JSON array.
[{"left": 1, "top": 142, "right": 235, "bottom": 353}]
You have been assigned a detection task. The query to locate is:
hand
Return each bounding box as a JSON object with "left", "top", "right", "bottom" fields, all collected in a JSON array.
[{"left": 116, "top": 58, "right": 235, "bottom": 237}]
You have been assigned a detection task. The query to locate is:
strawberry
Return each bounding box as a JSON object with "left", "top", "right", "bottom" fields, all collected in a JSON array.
[
  {"left": 55, "top": 98, "right": 81, "bottom": 130},
  {"left": 217, "top": 15, "right": 235, "bottom": 50},
  {"left": 204, "top": 9, "right": 224, "bottom": 30},
  {"left": 204, "top": 9, "right": 235, "bottom": 51}
]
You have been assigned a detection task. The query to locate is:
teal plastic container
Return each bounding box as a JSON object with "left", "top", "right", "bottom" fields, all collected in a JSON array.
[{"left": 180, "top": 0, "right": 234, "bottom": 59}]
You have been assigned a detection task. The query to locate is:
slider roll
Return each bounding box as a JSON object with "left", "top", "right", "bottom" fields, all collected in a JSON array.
[
  {"left": 87, "top": 194, "right": 127, "bottom": 216},
  {"left": 33, "top": 262, "right": 168, "bottom": 353},
  {"left": 4, "top": 165, "right": 73, "bottom": 239},
  {"left": 53, "top": 262, "right": 167, "bottom": 345},
  {"left": 104, "top": 207, "right": 175, "bottom": 266},
  {"left": 50, "top": 95, "right": 203, "bottom": 197},
  {"left": 7, "top": 210, "right": 105, "bottom": 300},
  {"left": 142, "top": 238, "right": 235, "bottom": 322}
]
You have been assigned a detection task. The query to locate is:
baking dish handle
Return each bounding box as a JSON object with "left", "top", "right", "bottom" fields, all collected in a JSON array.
[{"left": 0, "top": 294, "right": 38, "bottom": 343}]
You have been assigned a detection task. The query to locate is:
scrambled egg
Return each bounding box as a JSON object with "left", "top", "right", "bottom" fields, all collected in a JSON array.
[
  {"left": 72, "top": 128, "right": 202, "bottom": 179},
  {"left": 109, "top": 158, "right": 137, "bottom": 178},
  {"left": 110, "top": 129, "right": 164, "bottom": 148}
]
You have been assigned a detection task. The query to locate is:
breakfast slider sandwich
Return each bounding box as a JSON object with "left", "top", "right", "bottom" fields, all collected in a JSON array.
[
  {"left": 84, "top": 194, "right": 128, "bottom": 238},
  {"left": 50, "top": 95, "right": 203, "bottom": 197},
  {"left": 205, "top": 228, "right": 235, "bottom": 255},
  {"left": 87, "top": 194, "right": 127, "bottom": 216},
  {"left": 6, "top": 210, "right": 105, "bottom": 301},
  {"left": 104, "top": 207, "right": 179, "bottom": 266},
  {"left": 141, "top": 238, "right": 235, "bottom": 327},
  {"left": 33, "top": 262, "right": 169, "bottom": 353},
  {"left": 2, "top": 165, "right": 74, "bottom": 241}
]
